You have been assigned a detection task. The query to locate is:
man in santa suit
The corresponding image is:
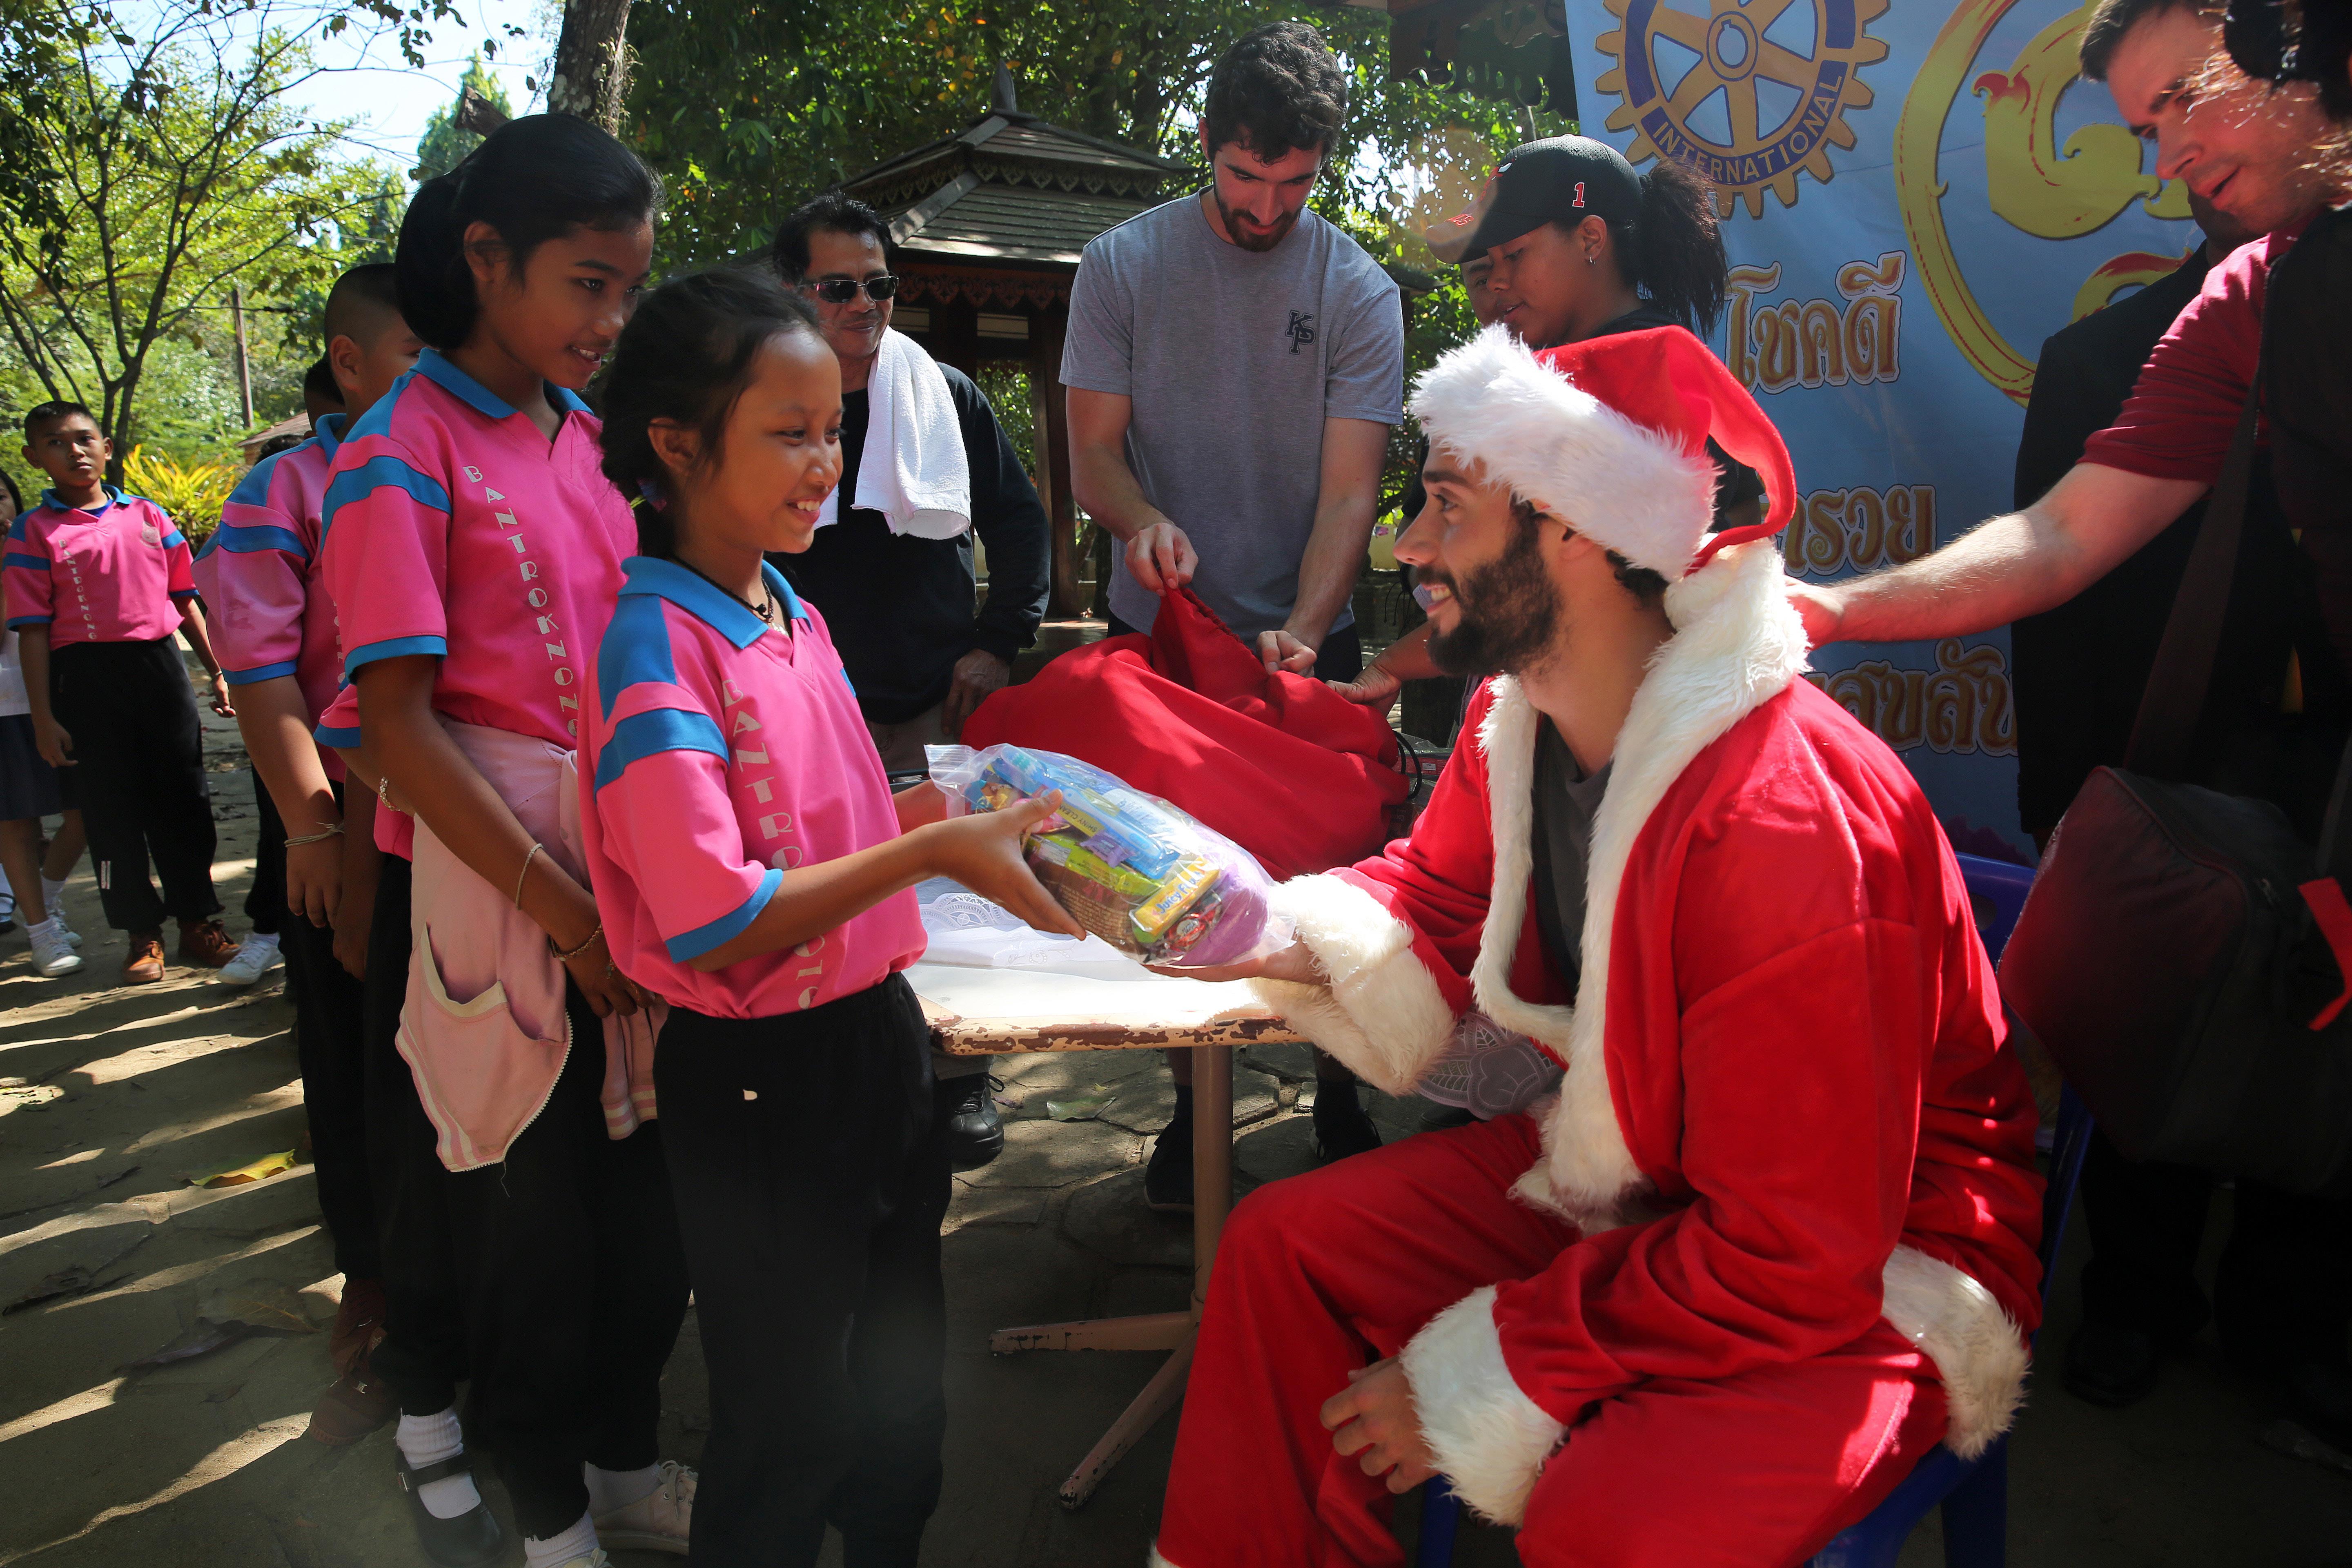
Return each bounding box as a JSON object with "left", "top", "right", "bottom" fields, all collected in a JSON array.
[{"left": 1149, "top": 325, "right": 2046, "bottom": 1568}]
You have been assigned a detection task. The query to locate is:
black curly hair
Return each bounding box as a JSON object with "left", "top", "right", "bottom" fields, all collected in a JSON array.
[{"left": 1201, "top": 21, "right": 1349, "bottom": 161}]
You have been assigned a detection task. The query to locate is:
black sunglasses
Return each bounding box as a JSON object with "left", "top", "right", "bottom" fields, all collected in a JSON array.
[{"left": 805, "top": 275, "right": 900, "bottom": 303}]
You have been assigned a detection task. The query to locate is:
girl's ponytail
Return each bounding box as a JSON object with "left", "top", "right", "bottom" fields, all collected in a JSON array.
[
  {"left": 391, "top": 114, "right": 663, "bottom": 352},
  {"left": 597, "top": 268, "right": 824, "bottom": 559},
  {"left": 1619, "top": 158, "right": 1729, "bottom": 334}
]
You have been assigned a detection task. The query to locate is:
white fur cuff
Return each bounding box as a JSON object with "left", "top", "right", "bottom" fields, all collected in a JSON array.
[
  {"left": 1146, "top": 1545, "right": 1180, "bottom": 1568},
  {"left": 1401, "top": 1285, "right": 1566, "bottom": 1527},
  {"left": 1250, "top": 874, "right": 1458, "bottom": 1096},
  {"left": 1879, "top": 1245, "right": 2031, "bottom": 1460}
]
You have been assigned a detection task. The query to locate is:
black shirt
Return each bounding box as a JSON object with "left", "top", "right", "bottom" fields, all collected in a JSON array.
[
  {"left": 771, "top": 362, "right": 1050, "bottom": 725},
  {"left": 1529, "top": 718, "right": 1612, "bottom": 993},
  {"left": 2009, "top": 250, "right": 2312, "bottom": 842}
]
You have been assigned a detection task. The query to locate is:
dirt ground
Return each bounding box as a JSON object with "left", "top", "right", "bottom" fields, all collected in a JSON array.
[{"left": 6, "top": 696, "right": 2352, "bottom": 1567}]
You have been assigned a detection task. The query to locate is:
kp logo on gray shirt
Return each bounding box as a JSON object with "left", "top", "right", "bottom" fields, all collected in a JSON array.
[{"left": 1285, "top": 310, "right": 1316, "bottom": 354}]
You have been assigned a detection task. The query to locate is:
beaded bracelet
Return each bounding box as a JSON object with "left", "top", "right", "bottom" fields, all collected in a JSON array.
[
  {"left": 283, "top": 823, "right": 344, "bottom": 848},
  {"left": 548, "top": 922, "right": 601, "bottom": 964}
]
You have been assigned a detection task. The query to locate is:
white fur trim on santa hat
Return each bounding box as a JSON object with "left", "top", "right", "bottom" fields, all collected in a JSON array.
[
  {"left": 1250, "top": 874, "right": 1459, "bottom": 1096},
  {"left": 1410, "top": 323, "right": 1719, "bottom": 578},
  {"left": 1400, "top": 1285, "right": 1565, "bottom": 1527}
]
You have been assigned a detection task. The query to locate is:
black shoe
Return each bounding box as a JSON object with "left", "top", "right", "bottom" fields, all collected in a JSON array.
[
  {"left": 395, "top": 1450, "right": 503, "bottom": 1568},
  {"left": 939, "top": 1073, "right": 1004, "bottom": 1172},
  {"left": 842, "top": 1531, "right": 926, "bottom": 1568},
  {"left": 1420, "top": 1099, "right": 1477, "bottom": 1132},
  {"left": 1313, "top": 1082, "right": 1385, "bottom": 1164},
  {"left": 1145, "top": 1115, "right": 1194, "bottom": 1213},
  {"left": 2062, "top": 1319, "right": 2163, "bottom": 1408}
]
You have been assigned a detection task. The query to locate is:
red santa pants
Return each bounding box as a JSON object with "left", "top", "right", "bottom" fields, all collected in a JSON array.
[{"left": 1156, "top": 1114, "right": 1947, "bottom": 1568}]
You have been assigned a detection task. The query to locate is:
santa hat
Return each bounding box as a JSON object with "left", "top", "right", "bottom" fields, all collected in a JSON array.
[{"left": 1408, "top": 324, "right": 1795, "bottom": 579}]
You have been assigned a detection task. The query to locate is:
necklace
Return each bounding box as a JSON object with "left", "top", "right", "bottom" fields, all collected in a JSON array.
[{"left": 675, "top": 556, "right": 776, "bottom": 624}]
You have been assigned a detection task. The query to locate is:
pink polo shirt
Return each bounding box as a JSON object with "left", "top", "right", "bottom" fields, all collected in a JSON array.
[
  {"left": 317, "top": 350, "right": 636, "bottom": 856},
  {"left": 5, "top": 488, "right": 196, "bottom": 647},
  {"left": 579, "top": 555, "right": 926, "bottom": 1020},
  {"left": 194, "top": 416, "right": 349, "bottom": 777}
]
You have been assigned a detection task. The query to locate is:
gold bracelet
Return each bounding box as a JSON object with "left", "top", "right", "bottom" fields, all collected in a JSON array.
[
  {"left": 283, "top": 823, "right": 344, "bottom": 847},
  {"left": 513, "top": 842, "right": 543, "bottom": 910},
  {"left": 548, "top": 922, "right": 601, "bottom": 963}
]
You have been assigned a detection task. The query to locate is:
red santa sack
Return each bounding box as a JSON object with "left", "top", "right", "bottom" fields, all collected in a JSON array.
[{"left": 962, "top": 589, "right": 1407, "bottom": 879}]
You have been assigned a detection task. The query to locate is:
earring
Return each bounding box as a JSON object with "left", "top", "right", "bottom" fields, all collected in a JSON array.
[{"left": 1586, "top": 253, "right": 1599, "bottom": 266}]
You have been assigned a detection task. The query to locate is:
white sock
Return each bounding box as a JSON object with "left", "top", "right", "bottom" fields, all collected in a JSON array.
[
  {"left": 41, "top": 875, "right": 65, "bottom": 911},
  {"left": 523, "top": 1510, "right": 599, "bottom": 1568},
  {"left": 584, "top": 1461, "right": 659, "bottom": 1516},
  {"left": 28, "top": 916, "right": 60, "bottom": 940},
  {"left": 396, "top": 1408, "right": 479, "bottom": 1519}
]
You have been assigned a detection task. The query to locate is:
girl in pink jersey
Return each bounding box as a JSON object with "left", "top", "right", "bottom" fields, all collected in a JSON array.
[
  {"left": 318, "top": 117, "right": 690, "bottom": 1568},
  {"left": 583, "top": 269, "right": 1077, "bottom": 1568}
]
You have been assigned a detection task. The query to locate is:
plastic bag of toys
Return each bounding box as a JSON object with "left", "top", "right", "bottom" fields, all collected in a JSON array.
[{"left": 927, "top": 744, "right": 1292, "bottom": 970}]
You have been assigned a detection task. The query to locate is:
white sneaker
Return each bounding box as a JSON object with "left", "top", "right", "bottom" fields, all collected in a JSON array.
[
  {"left": 28, "top": 919, "right": 82, "bottom": 978},
  {"left": 218, "top": 931, "right": 282, "bottom": 986},
  {"left": 52, "top": 908, "right": 82, "bottom": 948},
  {"left": 42, "top": 881, "right": 79, "bottom": 945},
  {"left": 552, "top": 1553, "right": 609, "bottom": 1568},
  {"left": 591, "top": 1461, "right": 694, "bottom": 1555}
]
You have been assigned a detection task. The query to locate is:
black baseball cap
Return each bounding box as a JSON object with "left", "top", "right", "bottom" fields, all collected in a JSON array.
[{"left": 1423, "top": 136, "right": 1646, "bottom": 265}]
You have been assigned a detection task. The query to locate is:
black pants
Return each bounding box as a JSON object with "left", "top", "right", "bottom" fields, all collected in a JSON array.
[
  {"left": 1107, "top": 610, "right": 1365, "bottom": 684},
  {"left": 269, "top": 780, "right": 374, "bottom": 1278},
  {"left": 656, "top": 976, "right": 952, "bottom": 1568},
  {"left": 49, "top": 638, "right": 219, "bottom": 932},
  {"left": 2079, "top": 1128, "right": 2352, "bottom": 1366},
  {"left": 366, "top": 859, "right": 690, "bottom": 1539},
  {"left": 247, "top": 773, "right": 284, "bottom": 938}
]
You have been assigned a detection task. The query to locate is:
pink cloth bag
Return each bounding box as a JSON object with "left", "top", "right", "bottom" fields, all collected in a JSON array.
[{"left": 398, "top": 719, "right": 662, "bottom": 1172}]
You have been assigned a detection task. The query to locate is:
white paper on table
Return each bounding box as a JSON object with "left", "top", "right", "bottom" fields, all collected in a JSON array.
[{"left": 912, "top": 878, "right": 1138, "bottom": 974}]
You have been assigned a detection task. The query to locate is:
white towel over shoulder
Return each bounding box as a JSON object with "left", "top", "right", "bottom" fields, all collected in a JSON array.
[{"left": 817, "top": 327, "right": 972, "bottom": 540}]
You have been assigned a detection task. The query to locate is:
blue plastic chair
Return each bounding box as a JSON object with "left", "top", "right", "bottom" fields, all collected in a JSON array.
[{"left": 1415, "top": 852, "right": 2087, "bottom": 1568}]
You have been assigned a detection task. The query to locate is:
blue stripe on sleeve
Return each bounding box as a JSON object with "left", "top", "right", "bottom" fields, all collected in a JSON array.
[
  {"left": 226, "top": 453, "right": 284, "bottom": 507},
  {"left": 208, "top": 523, "right": 309, "bottom": 560},
  {"left": 160, "top": 528, "right": 186, "bottom": 549},
  {"left": 4, "top": 552, "right": 49, "bottom": 572},
  {"left": 320, "top": 455, "right": 452, "bottom": 542},
  {"left": 664, "top": 868, "right": 784, "bottom": 963},
  {"left": 313, "top": 721, "right": 362, "bottom": 748},
  {"left": 596, "top": 593, "right": 679, "bottom": 722},
  {"left": 225, "top": 659, "right": 301, "bottom": 686},
  {"left": 345, "top": 633, "right": 447, "bottom": 675},
  {"left": 7, "top": 614, "right": 53, "bottom": 628},
  {"left": 592, "top": 706, "right": 729, "bottom": 791},
  {"left": 169, "top": 588, "right": 199, "bottom": 599}
]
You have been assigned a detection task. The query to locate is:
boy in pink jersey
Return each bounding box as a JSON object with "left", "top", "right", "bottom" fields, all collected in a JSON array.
[
  {"left": 6, "top": 401, "right": 238, "bottom": 981},
  {"left": 192, "top": 262, "right": 421, "bottom": 1446},
  {"left": 584, "top": 270, "right": 1076, "bottom": 1568}
]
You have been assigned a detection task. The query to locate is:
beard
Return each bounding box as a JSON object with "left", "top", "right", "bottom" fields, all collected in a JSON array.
[
  {"left": 1421, "top": 512, "right": 1560, "bottom": 678},
  {"left": 1211, "top": 189, "right": 1302, "bottom": 253}
]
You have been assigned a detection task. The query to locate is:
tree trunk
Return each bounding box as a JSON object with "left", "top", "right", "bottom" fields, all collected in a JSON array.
[{"left": 548, "top": 0, "right": 633, "bottom": 133}]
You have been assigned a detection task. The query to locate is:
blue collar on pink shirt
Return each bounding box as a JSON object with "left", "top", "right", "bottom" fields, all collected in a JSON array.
[
  {"left": 410, "top": 347, "right": 592, "bottom": 422},
  {"left": 36, "top": 484, "right": 124, "bottom": 518},
  {"left": 618, "top": 554, "right": 807, "bottom": 650}
]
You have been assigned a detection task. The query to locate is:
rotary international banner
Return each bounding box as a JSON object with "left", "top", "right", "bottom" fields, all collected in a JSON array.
[{"left": 1564, "top": 0, "right": 2198, "bottom": 862}]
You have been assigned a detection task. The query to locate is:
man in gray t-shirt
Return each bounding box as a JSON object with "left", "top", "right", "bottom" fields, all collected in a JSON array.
[
  {"left": 1061, "top": 21, "right": 1405, "bottom": 1210},
  {"left": 1061, "top": 30, "right": 1403, "bottom": 685}
]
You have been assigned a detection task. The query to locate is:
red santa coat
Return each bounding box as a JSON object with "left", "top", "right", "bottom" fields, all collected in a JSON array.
[{"left": 1249, "top": 542, "right": 2045, "bottom": 1527}]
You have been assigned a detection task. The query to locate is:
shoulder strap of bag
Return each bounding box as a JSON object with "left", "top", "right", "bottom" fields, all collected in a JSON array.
[{"left": 2121, "top": 375, "right": 2265, "bottom": 779}]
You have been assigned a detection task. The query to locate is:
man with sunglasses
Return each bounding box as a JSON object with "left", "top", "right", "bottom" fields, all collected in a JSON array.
[{"left": 769, "top": 192, "right": 1052, "bottom": 1173}]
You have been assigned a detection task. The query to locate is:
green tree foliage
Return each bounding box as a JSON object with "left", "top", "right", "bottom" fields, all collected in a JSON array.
[
  {"left": 415, "top": 50, "right": 515, "bottom": 179},
  {"left": 623, "top": 1, "right": 1561, "bottom": 272},
  {"left": 0, "top": 0, "right": 398, "bottom": 474}
]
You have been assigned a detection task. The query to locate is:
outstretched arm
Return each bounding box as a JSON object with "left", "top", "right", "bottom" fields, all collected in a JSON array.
[{"left": 1791, "top": 462, "right": 2205, "bottom": 648}]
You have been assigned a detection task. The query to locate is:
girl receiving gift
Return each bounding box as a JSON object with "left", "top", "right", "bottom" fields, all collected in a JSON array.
[{"left": 580, "top": 266, "right": 1076, "bottom": 1568}]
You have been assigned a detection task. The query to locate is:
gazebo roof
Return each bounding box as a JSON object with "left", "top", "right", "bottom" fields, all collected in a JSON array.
[{"left": 842, "top": 77, "right": 1190, "bottom": 270}]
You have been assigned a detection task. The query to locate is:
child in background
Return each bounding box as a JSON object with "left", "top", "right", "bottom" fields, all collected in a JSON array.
[
  {"left": 0, "top": 466, "right": 88, "bottom": 977},
  {"left": 5, "top": 403, "right": 238, "bottom": 983},
  {"left": 192, "top": 261, "right": 421, "bottom": 1443},
  {"left": 584, "top": 268, "right": 1080, "bottom": 1568},
  {"left": 315, "top": 116, "right": 689, "bottom": 1568}
]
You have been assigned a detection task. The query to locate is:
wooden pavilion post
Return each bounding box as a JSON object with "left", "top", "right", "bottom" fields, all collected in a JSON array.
[{"left": 1028, "top": 305, "right": 1087, "bottom": 620}]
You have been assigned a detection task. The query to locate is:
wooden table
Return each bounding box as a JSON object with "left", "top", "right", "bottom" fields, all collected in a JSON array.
[{"left": 909, "top": 959, "right": 1304, "bottom": 1510}]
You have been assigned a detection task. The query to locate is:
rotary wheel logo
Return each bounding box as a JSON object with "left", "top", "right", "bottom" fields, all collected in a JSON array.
[{"left": 1594, "top": 0, "right": 1890, "bottom": 218}]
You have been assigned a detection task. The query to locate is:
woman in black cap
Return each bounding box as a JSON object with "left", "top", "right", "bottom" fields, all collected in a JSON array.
[{"left": 1338, "top": 137, "right": 1760, "bottom": 710}]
